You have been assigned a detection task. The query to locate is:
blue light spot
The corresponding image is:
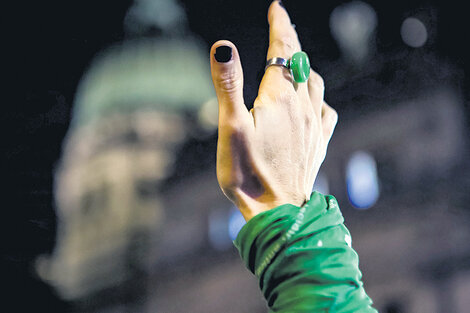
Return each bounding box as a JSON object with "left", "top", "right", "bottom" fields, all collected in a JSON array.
[
  {"left": 346, "top": 151, "right": 380, "bottom": 209},
  {"left": 228, "top": 208, "right": 246, "bottom": 241}
]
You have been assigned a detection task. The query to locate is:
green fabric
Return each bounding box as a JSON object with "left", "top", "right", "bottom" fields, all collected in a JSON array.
[{"left": 234, "top": 192, "right": 377, "bottom": 313}]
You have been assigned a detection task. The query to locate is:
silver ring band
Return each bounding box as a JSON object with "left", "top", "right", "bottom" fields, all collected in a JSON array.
[{"left": 265, "top": 57, "right": 290, "bottom": 71}]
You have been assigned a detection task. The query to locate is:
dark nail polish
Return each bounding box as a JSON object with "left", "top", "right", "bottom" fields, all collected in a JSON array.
[
  {"left": 215, "top": 46, "right": 232, "bottom": 63},
  {"left": 278, "top": 0, "right": 285, "bottom": 9}
]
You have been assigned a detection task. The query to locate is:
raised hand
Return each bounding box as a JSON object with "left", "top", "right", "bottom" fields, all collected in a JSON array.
[{"left": 210, "top": 1, "right": 337, "bottom": 220}]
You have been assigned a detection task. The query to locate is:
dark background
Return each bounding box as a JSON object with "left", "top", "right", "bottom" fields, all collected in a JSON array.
[{"left": 3, "top": 0, "right": 469, "bottom": 311}]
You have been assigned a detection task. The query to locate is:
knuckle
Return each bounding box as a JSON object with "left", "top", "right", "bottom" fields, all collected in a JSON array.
[
  {"left": 330, "top": 107, "right": 338, "bottom": 121},
  {"left": 217, "top": 70, "right": 241, "bottom": 93},
  {"left": 310, "top": 72, "right": 325, "bottom": 90},
  {"left": 261, "top": 87, "right": 296, "bottom": 106},
  {"left": 304, "top": 111, "right": 313, "bottom": 127},
  {"left": 254, "top": 92, "right": 271, "bottom": 107},
  {"left": 325, "top": 106, "right": 338, "bottom": 125},
  {"left": 271, "top": 35, "right": 296, "bottom": 53},
  {"left": 276, "top": 89, "right": 297, "bottom": 106}
]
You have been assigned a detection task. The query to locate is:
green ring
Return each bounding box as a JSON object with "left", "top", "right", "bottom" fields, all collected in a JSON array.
[{"left": 289, "top": 51, "right": 310, "bottom": 83}]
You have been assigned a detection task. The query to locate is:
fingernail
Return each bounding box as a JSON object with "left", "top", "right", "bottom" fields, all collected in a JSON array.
[
  {"left": 215, "top": 46, "right": 232, "bottom": 63},
  {"left": 278, "top": 1, "right": 285, "bottom": 9}
]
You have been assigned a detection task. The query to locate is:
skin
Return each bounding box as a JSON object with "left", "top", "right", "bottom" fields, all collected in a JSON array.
[{"left": 210, "top": 1, "right": 337, "bottom": 221}]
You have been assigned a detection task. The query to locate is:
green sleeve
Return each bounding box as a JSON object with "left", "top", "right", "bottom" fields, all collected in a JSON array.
[{"left": 234, "top": 192, "right": 377, "bottom": 313}]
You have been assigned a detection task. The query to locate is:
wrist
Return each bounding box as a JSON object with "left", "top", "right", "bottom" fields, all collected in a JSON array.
[{"left": 236, "top": 192, "right": 305, "bottom": 221}]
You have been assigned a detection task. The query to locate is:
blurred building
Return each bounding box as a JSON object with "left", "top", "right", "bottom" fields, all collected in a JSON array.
[{"left": 35, "top": 0, "right": 218, "bottom": 311}]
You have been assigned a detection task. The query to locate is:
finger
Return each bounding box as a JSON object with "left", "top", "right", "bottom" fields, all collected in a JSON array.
[
  {"left": 260, "top": 1, "right": 302, "bottom": 92},
  {"left": 307, "top": 102, "right": 337, "bottom": 191},
  {"left": 210, "top": 40, "right": 251, "bottom": 126},
  {"left": 308, "top": 69, "right": 325, "bottom": 118},
  {"left": 321, "top": 102, "right": 338, "bottom": 142},
  {"left": 267, "top": 1, "right": 301, "bottom": 60}
]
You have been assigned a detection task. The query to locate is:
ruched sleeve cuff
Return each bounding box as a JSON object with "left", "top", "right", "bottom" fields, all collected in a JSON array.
[{"left": 234, "top": 192, "right": 377, "bottom": 313}]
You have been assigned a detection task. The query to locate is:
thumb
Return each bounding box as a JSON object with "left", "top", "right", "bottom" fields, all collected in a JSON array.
[{"left": 210, "top": 40, "right": 249, "bottom": 123}]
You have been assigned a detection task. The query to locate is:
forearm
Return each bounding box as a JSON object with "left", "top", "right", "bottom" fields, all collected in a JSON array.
[{"left": 234, "top": 192, "right": 377, "bottom": 312}]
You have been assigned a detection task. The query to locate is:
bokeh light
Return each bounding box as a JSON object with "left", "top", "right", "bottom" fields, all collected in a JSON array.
[
  {"left": 346, "top": 151, "right": 380, "bottom": 209},
  {"left": 401, "top": 17, "right": 428, "bottom": 48}
]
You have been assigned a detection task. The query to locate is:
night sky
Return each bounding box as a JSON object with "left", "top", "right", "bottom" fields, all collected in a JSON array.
[{"left": 4, "top": 0, "right": 469, "bottom": 311}]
